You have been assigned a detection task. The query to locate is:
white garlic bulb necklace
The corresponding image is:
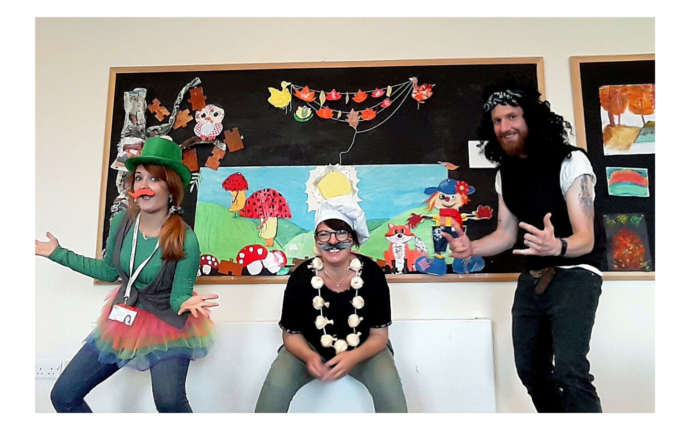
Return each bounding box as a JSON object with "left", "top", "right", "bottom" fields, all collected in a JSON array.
[{"left": 308, "top": 256, "right": 365, "bottom": 355}]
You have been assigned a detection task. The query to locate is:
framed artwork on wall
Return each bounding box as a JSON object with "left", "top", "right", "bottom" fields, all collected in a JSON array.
[{"left": 570, "top": 54, "right": 655, "bottom": 280}]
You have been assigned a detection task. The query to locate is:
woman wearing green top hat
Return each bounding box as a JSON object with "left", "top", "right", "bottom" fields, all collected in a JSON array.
[{"left": 35, "top": 136, "right": 218, "bottom": 413}]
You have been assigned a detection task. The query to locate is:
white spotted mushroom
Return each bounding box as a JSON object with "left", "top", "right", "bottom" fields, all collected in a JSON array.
[
  {"left": 236, "top": 244, "right": 268, "bottom": 276},
  {"left": 199, "top": 254, "right": 219, "bottom": 276}
]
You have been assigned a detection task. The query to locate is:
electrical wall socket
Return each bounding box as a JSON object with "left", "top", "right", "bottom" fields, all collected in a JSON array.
[{"left": 36, "top": 360, "right": 63, "bottom": 379}]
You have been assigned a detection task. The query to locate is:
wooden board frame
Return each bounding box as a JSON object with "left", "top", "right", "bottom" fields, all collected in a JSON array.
[
  {"left": 95, "top": 57, "right": 558, "bottom": 284},
  {"left": 570, "top": 54, "right": 655, "bottom": 281}
]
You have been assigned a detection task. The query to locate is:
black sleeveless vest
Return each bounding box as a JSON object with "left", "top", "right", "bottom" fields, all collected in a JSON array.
[
  {"left": 499, "top": 149, "right": 606, "bottom": 272},
  {"left": 110, "top": 214, "right": 189, "bottom": 329}
]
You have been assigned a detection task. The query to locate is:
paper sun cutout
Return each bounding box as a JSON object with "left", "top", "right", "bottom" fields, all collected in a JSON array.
[{"left": 305, "top": 165, "right": 362, "bottom": 212}]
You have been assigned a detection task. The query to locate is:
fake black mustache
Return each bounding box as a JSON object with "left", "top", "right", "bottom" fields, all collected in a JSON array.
[{"left": 317, "top": 242, "right": 352, "bottom": 251}]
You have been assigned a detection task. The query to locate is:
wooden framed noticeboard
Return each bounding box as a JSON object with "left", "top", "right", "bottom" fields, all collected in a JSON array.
[
  {"left": 99, "top": 58, "right": 550, "bottom": 284},
  {"left": 571, "top": 54, "right": 655, "bottom": 280}
]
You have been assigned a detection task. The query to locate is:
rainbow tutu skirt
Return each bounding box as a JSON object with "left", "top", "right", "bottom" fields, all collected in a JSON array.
[{"left": 84, "top": 288, "right": 215, "bottom": 371}]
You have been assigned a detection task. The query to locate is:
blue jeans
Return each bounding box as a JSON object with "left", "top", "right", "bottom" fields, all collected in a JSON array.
[
  {"left": 255, "top": 342, "right": 407, "bottom": 413},
  {"left": 512, "top": 268, "right": 603, "bottom": 412},
  {"left": 50, "top": 343, "right": 192, "bottom": 412}
]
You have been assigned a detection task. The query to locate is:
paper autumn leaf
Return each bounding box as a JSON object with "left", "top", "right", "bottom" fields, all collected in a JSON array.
[
  {"left": 387, "top": 86, "right": 392, "bottom": 97},
  {"left": 360, "top": 108, "right": 376, "bottom": 121},
  {"left": 438, "top": 161, "right": 459, "bottom": 170},
  {"left": 346, "top": 109, "right": 360, "bottom": 130},
  {"left": 411, "top": 78, "right": 435, "bottom": 104},
  {"left": 352, "top": 90, "right": 368, "bottom": 103},
  {"left": 381, "top": 98, "right": 392, "bottom": 109},
  {"left": 326, "top": 89, "right": 342, "bottom": 101},
  {"left": 371, "top": 88, "right": 385, "bottom": 98},
  {"left": 316, "top": 106, "right": 334, "bottom": 119},
  {"left": 294, "top": 86, "right": 316, "bottom": 102},
  {"left": 319, "top": 90, "right": 326, "bottom": 106}
]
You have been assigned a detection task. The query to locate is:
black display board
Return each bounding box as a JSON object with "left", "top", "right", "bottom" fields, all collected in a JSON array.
[
  {"left": 571, "top": 54, "right": 655, "bottom": 279},
  {"left": 98, "top": 58, "right": 546, "bottom": 283}
]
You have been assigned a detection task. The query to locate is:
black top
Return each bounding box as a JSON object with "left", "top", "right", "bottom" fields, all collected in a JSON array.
[
  {"left": 499, "top": 148, "right": 606, "bottom": 272},
  {"left": 279, "top": 254, "right": 392, "bottom": 361}
]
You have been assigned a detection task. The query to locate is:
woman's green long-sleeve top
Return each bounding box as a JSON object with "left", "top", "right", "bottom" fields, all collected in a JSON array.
[{"left": 48, "top": 211, "right": 200, "bottom": 313}]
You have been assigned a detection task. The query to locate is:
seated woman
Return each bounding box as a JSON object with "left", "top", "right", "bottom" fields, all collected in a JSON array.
[{"left": 255, "top": 195, "right": 407, "bottom": 413}]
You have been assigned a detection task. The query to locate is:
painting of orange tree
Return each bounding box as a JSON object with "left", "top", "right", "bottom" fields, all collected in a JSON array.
[
  {"left": 599, "top": 84, "right": 655, "bottom": 155},
  {"left": 603, "top": 213, "right": 653, "bottom": 271}
]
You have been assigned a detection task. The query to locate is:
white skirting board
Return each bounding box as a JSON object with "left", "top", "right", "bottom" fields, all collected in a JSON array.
[{"left": 43, "top": 319, "right": 495, "bottom": 413}]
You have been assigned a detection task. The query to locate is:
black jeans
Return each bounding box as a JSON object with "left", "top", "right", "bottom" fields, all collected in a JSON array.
[
  {"left": 50, "top": 343, "right": 192, "bottom": 412},
  {"left": 512, "top": 268, "right": 603, "bottom": 412}
]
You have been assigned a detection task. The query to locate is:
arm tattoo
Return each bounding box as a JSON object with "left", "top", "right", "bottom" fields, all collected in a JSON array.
[{"left": 578, "top": 175, "right": 594, "bottom": 219}]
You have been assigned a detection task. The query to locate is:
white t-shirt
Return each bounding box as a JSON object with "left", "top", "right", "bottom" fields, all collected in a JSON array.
[{"left": 494, "top": 151, "right": 602, "bottom": 276}]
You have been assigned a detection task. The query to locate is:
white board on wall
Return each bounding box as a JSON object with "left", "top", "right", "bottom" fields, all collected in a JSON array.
[{"left": 390, "top": 319, "right": 496, "bottom": 412}]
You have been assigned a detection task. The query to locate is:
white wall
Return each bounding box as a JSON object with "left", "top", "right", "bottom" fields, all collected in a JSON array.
[{"left": 35, "top": 17, "right": 655, "bottom": 413}]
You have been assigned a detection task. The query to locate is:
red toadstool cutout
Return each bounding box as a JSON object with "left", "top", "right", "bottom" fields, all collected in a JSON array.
[
  {"left": 239, "top": 188, "right": 292, "bottom": 247},
  {"left": 199, "top": 254, "right": 219, "bottom": 275},
  {"left": 237, "top": 244, "right": 268, "bottom": 275}
]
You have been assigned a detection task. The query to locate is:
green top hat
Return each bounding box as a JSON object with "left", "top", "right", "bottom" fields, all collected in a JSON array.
[{"left": 125, "top": 137, "right": 191, "bottom": 187}]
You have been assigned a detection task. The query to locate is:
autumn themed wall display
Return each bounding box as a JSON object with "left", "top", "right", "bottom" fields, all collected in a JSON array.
[
  {"left": 570, "top": 54, "right": 655, "bottom": 278},
  {"left": 97, "top": 57, "right": 647, "bottom": 283}
]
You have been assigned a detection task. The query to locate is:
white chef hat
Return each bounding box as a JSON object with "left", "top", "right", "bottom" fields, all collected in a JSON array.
[{"left": 314, "top": 195, "right": 370, "bottom": 245}]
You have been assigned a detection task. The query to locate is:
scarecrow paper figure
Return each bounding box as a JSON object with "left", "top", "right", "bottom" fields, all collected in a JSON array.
[{"left": 408, "top": 178, "right": 493, "bottom": 275}]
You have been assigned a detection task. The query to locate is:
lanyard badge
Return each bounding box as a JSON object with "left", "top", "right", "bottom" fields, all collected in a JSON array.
[
  {"left": 108, "top": 304, "right": 139, "bottom": 326},
  {"left": 109, "top": 214, "right": 160, "bottom": 326}
]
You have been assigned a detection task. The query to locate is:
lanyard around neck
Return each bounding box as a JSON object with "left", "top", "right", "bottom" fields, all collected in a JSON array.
[{"left": 124, "top": 213, "right": 160, "bottom": 303}]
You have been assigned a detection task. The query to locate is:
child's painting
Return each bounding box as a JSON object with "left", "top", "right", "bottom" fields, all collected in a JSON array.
[
  {"left": 194, "top": 163, "right": 496, "bottom": 277},
  {"left": 195, "top": 164, "right": 447, "bottom": 276},
  {"left": 603, "top": 213, "right": 653, "bottom": 271},
  {"left": 599, "top": 84, "right": 655, "bottom": 155},
  {"left": 605, "top": 167, "right": 650, "bottom": 197}
]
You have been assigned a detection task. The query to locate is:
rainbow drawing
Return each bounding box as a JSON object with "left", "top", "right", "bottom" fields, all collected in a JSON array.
[{"left": 606, "top": 167, "right": 650, "bottom": 197}]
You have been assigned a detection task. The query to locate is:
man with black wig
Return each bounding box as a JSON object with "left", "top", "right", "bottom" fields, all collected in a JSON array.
[{"left": 444, "top": 75, "right": 606, "bottom": 412}]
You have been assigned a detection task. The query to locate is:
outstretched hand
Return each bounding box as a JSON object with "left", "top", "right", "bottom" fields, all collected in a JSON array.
[
  {"left": 178, "top": 294, "right": 219, "bottom": 318},
  {"left": 514, "top": 213, "right": 560, "bottom": 256},
  {"left": 35, "top": 232, "right": 59, "bottom": 257},
  {"left": 442, "top": 219, "right": 473, "bottom": 259}
]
